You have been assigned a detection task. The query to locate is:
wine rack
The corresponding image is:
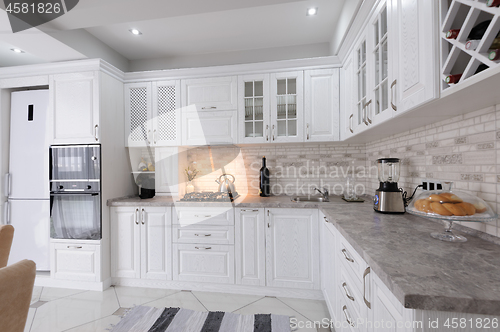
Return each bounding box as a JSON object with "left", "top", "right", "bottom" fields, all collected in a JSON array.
[{"left": 440, "top": 0, "right": 500, "bottom": 91}]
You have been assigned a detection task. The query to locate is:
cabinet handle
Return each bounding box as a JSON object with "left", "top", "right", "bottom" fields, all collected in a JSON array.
[
  {"left": 195, "top": 246, "right": 212, "bottom": 250},
  {"left": 272, "top": 125, "right": 275, "bottom": 141},
  {"left": 342, "top": 282, "right": 355, "bottom": 301},
  {"left": 135, "top": 208, "right": 139, "bottom": 225},
  {"left": 324, "top": 216, "right": 329, "bottom": 223},
  {"left": 341, "top": 249, "right": 354, "bottom": 263},
  {"left": 342, "top": 305, "right": 355, "bottom": 327},
  {"left": 4, "top": 201, "right": 10, "bottom": 225},
  {"left": 268, "top": 222, "right": 270, "bottom": 228},
  {"left": 147, "top": 130, "right": 151, "bottom": 145},
  {"left": 194, "top": 234, "right": 212, "bottom": 237},
  {"left": 67, "top": 246, "right": 83, "bottom": 249},
  {"left": 154, "top": 129, "right": 157, "bottom": 144},
  {"left": 201, "top": 106, "right": 217, "bottom": 110},
  {"left": 306, "top": 123, "right": 310, "bottom": 140},
  {"left": 265, "top": 125, "right": 269, "bottom": 141},
  {"left": 141, "top": 208, "right": 145, "bottom": 225},
  {"left": 363, "top": 267, "right": 371, "bottom": 309},
  {"left": 365, "top": 100, "right": 372, "bottom": 124},
  {"left": 348, "top": 114, "right": 353, "bottom": 133},
  {"left": 194, "top": 214, "right": 212, "bottom": 218},
  {"left": 241, "top": 209, "right": 259, "bottom": 212},
  {"left": 94, "top": 124, "right": 99, "bottom": 141},
  {"left": 391, "top": 79, "right": 397, "bottom": 111}
]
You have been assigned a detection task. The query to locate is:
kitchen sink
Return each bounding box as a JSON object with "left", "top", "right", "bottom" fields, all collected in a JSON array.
[{"left": 291, "top": 196, "right": 329, "bottom": 202}]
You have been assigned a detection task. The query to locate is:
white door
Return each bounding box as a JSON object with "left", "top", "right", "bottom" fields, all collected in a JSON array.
[
  {"left": 7, "top": 200, "right": 50, "bottom": 270},
  {"left": 265, "top": 208, "right": 320, "bottom": 289},
  {"left": 369, "top": 1, "right": 395, "bottom": 126},
  {"left": 341, "top": 53, "right": 356, "bottom": 139},
  {"left": 50, "top": 72, "right": 99, "bottom": 144},
  {"left": 270, "top": 71, "right": 304, "bottom": 142},
  {"left": 393, "top": 0, "right": 439, "bottom": 115},
  {"left": 182, "top": 110, "right": 237, "bottom": 146},
  {"left": 125, "top": 82, "right": 153, "bottom": 147},
  {"left": 152, "top": 80, "right": 181, "bottom": 146},
  {"left": 238, "top": 74, "right": 270, "bottom": 144},
  {"left": 235, "top": 208, "right": 265, "bottom": 286},
  {"left": 155, "top": 147, "right": 179, "bottom": 194},
  {"left": 304, "top": 69, "right": 340, "bottom": 142},
  {"left": 181, "top": 76, "right": 237, "bottom": 110},
  {"left": 140, "top": 207, "right": 171, "bottom": 280},
  {"left": 111, "top": 207, "right": 140, "bottom": 279}
]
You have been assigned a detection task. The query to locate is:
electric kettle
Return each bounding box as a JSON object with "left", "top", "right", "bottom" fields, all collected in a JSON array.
[{"left": 215, "top": 174, "right": 236, "bottom": 194}]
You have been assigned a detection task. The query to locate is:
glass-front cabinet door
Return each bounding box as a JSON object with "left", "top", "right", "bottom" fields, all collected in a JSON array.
[
  {"left": 370, "top": 2, "right": 393, "bottom": 125},
  {"left": 238, "top": 74, "right": 270, "bottom": 144},
  {"left": 270, "top": 71, "right": 303, "bottom": 142},
  {"left": 355, "top": 38, "right": 369, "bottom": 132}
]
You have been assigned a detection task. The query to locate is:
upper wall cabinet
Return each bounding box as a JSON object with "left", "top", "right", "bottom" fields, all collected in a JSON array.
[
  {"left": 50, "top": 71, "right": 100, "bottom": 144},
  {"left": 238, "top": 74, "right": 271, "bottom": 144},
  {"left": 341, "top": 53, "right": 356, "bottom": 140},
  {"left": 125, "top": 80, "right": 181, "bottom": 147},
  {"left": 270, "top": 71, "right": 304, "bottom": 143},
  {"left": 181, "top": 76, "right": 237, "bottom": 111},
  {"left": 304, "top": 69, "right": 340, "bottom": 142},
  {"left": 392, "top": 0, "right": 439, "bottom": 114}
]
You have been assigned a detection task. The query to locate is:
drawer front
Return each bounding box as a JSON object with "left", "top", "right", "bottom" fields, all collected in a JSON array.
[
  {"left": 339, "top": 267, "right": 362, "bottom": 316},
  {"left": 173, "top": 244, "right": 235, "bottom": 284},
  {"left": 337, "top": 285, "right": 361, "bottom": 332},
  {"left": 175, "top": 207, "right": 234, "bottom": 226},
  {"left": 337, "top": 237, "right": 365, "bottom": 285},
  {"left": 173, "top": 225, "right": 234, "bottom": 244},
  {"left": 51, "top": 243, "right": 100, "bottom": 282}
]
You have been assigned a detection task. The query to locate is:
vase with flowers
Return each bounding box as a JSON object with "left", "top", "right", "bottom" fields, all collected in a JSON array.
[{"left": 184, "top": 166, "right": 199, "bottom": 193}]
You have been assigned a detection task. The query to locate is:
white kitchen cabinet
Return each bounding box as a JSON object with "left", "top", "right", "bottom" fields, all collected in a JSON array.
[
  {"left": 265, "top": 208, "right": 320, "bottom": 289},
  {"left": 125, "top": 80, "right": 181, "bottom": 147},
  {"left": 50, "top": 71, "right": 100, "bottom": 144},
  {"left": 341, "top": 53, "right": 356, "bottom": 140},
  {"left": 392, "top": 0, "right": 439, "bottom": 115},
  {"left": 235, "top": 208, "right": 266, "bottom": 287},
  {"left": 270, "top": 71, "right": 304, "bottom": 142},
  {"left": 237, "top": 74, "right": 271, "bottom": 144},
  {"left": 304, "top": 69, "right": 340, "bottom": 142},
  {"left": 320, "top": 212, "right": 338, "bottom": 321},
  {"left": 181, "top": 110, "right": 237, "bottom": 145},
  {"left": 51, "top": 242, "right": 100, "bottom": 282},
  {"left": 155, "top": 147, "right": 179, "bottom": 194},
  {"left": 353, "top": 32, "right": 369, "bottom": 134},
  {"left": 111, "top": 206, "right": 172, "bottom": 280},
  {"left": 181, "top": 76, "right": 237, "bottom": 111}
]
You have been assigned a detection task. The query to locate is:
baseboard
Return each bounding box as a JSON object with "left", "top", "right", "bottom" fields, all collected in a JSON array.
[
  {"left": 111, "top": 277, "right": 324, "bottom": 300},
  {"left": 35, "top": 275, "right": 112, "bottom": 291}
]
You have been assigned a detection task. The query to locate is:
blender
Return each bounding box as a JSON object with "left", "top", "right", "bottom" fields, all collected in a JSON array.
[{"left": 374, "top": 158, "right": 405, "bottom": 213}]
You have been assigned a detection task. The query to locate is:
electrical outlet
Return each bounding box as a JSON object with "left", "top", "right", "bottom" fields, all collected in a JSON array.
[{"left": 421, "top": 179, "right": 442, "bottom": 191}]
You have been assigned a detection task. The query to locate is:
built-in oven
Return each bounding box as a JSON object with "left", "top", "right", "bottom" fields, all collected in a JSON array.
[{"left": 49, "top": 144, "right": 101, "bottom": 240}]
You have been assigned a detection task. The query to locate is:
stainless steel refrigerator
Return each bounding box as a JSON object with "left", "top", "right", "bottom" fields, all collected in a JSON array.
[{"left": 4, "top": 89, "right": 50, "bottom": 271}]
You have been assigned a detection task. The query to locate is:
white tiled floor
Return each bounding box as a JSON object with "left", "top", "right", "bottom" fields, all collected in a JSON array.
[{"left": 25, "top": 285, "right": 332, "bottom": 332}]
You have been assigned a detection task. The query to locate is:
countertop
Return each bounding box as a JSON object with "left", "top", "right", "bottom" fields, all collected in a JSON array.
[{"left": 107, "top": 194, "right": 500, "bottom": 316}]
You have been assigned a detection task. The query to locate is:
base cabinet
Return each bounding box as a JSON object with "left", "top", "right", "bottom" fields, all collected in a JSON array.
[
  {"left": 51, "top": 242, "right": 100, "bottom": 282},
  {"left": 111, "top": 206, "right": 172, "bottom": 280},
  {"left": 265, "top": 208, "right": 320, "bottom": 290},
  {"left": 320, "top": 212, "right": 337, "bottom": 322}
]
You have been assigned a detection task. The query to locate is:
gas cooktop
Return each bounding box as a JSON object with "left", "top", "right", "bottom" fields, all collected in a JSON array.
[{"left": 180, "top": 191, "right": 239, "bottom": 202}]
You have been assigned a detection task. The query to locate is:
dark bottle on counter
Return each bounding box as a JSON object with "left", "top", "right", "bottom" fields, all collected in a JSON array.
[{"left": 259, "top": 156, "right": 270, "bottom": 197}]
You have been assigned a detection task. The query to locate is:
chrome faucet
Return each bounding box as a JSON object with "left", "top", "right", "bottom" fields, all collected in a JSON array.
[{"left": 314, "top": 187, "right": 329, "bottom": 201}]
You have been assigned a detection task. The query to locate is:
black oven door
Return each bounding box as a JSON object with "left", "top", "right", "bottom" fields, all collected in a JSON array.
[
  {"left": 50, "top": 193, "right": 101, "bottom": 240},
  {"left": 50, "top": 145, "right": 100, "bottom": 181}
]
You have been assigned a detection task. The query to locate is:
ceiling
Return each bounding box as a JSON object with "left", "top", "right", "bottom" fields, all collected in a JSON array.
[{"left": 0, "top": 0, "right": 357, "bottom": 72}]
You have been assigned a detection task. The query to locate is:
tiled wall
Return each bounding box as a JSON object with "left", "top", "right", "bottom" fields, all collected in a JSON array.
[
  {"left": 168, "top": 103, "right": 500, "bottom": 238},
  {"left": 366, "top": 104, "right": 500, "bottom": 238}
]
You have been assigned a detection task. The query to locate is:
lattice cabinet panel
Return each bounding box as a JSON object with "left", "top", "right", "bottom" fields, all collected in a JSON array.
[
  {"left": 125, "top": 83, "right": 152, "bottom": 147},
  {"left": 153, "top": 80, "right": 181, "bottom": 146},
  {"left": 440, "top": 0, "right": 500, "bottom": 91}
]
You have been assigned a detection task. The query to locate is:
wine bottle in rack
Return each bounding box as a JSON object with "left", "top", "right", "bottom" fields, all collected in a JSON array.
[
  {"left": 487, "top": 0, "right": 500, "bottom": 7},
  {"left": 259, "top": 156, "right": 270, "bottom": 197},
  {"left": 465, "top": 21, "right": 491, "bottom": 50},
  {"left": 445, "top": 74, "right": 462, "bottom": 84},
  {"left": 489, "top": 49, "right": 500, "bottom": 61},
  {"left": 475, "top": 64, "right": 489, "bottom": 74},
  {"left": 446, "top": 29, "right": 460, "bottom": 39}
]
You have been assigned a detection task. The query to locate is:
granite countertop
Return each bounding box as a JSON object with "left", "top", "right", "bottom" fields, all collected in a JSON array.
[{"left": 107, "top": 194, "right": 500, "bottom": 315}]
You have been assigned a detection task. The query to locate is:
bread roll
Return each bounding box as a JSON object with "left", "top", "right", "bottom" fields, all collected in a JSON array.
[
  {"left": 428, "top": 194, "right": 445, "bottom": 202},
  {"left": 439, "top": 192, "right": 463, "bottom": 203},
  {"left": 442, "top": 203, "right": 467, "bottom": 216},
  {"left": 473, "top": 202, "right": 487, "bottom": 213},
  {"left": 430, "top": 202, "right": 453, "bottom": 216},
  {"left": 457, "top": 202, "right": 476, "bottom": 215}
]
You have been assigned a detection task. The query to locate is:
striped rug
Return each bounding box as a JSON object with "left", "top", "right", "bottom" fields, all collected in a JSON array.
[{"left": 109, "top": 305, "right": 292, "bottom": 332}]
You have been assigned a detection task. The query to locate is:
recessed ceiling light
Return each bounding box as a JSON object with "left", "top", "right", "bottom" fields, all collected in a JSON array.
[
  {"left": 129, "top": 28, "right": 142, "bottom": 35},
  {"left": 307, "top": 7, "right": 318, "bottom": 16},
  {"left": 11, "top": 48, "right": 24, "bottom": 53}
]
